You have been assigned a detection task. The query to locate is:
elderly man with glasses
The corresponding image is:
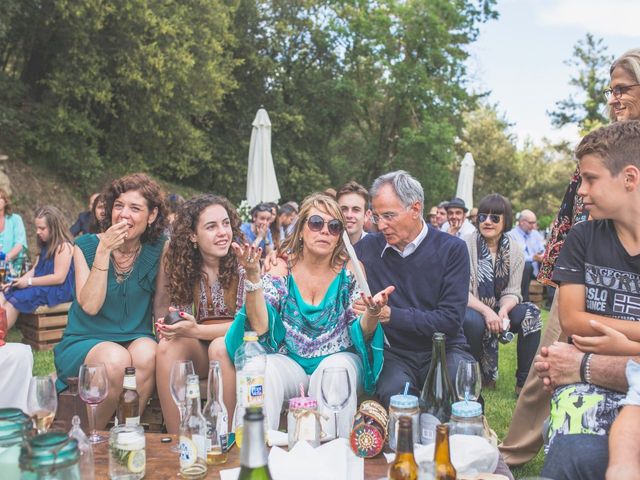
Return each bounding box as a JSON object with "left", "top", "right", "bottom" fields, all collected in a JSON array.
[
  {"left": 508, "top": 209, "right": 545, "bottom": 302},
  {"left": 354, "top": 170, "right": 475, "bottom": 413}
]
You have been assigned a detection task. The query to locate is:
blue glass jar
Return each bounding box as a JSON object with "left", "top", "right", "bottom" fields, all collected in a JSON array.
[
  {"left": 0, "top": 408, "right": 32, "bottom": 480},
  {"left": 20, "top": 432, "right": 81, "bottom": 479}
]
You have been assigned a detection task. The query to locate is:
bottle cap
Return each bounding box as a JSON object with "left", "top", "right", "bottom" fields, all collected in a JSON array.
[
  {"left": 452, "top": 401, "right": 482, "bottom": 417},
  {"left": 289, "top": 397, "right": 318, "bottom": 409},
  {"left": 389, "top": 394, "right": 419, "bottom": 409},
  {"left": 243, "top": 330, "right": 258, "bottom": 341}
]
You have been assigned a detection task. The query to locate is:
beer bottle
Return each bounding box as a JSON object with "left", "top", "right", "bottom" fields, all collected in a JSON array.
[
  {"left": 179, "top": 374, "right": 208, "bottom": 479},
  {"left": 203, "top": 360, "right": 229, "bottom": 465},
  {"left": 116, "top": 367, "right": 140, "bottom": 426},
  {"left": 419, "top": 332, "right": 455, "bottom": 444},
  {"left": 434, "top": 424, "right": 456, "bottom": 480},
  {"left": 388, "top": 416, "right": 418, "bottom": 480},
  {"left": 238, "top": 407, "right": 272, "bottom": 480}
]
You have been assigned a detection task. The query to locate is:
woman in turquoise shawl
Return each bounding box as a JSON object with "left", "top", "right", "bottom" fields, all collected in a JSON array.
[{"left": 216, "top": 193, "right": 393, "bottom": 437}]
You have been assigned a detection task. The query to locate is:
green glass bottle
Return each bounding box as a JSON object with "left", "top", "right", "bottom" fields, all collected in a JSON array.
[{"left": 238, "top": 407, "right": 272, "bottom": 480}]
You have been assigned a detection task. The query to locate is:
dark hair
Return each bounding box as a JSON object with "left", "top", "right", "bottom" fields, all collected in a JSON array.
[
  {"left": 166, "top": 193, "right": 185, "bottom": 216},
  {"left": 166, "top": 194, "right": 244, "bottom": 305},
  {"left": 477, "top": 193, "right": 513, "bottom": 232},
  {"left": 575, "top": 120, "right": 640, "bottom": 175},
  {"left": 278, "top": 204, "right": 297, "bottom": 217},
  {"left": 250, "top": 203, "right": 273, "bottom": 220},
  {"left": 34, "top": 206, "right": 74, "bottom": 259},
  {"left": 336, "top": 181, "right": 369, "bottom": 206},
  {"left": 89, "top": 194, "right": 106, "bottom": 234},
  {"left": 102, "top": 173, "right": 167, "bottom": 244}
]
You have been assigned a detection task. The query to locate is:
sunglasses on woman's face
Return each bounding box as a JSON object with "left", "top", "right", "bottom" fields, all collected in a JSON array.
[
  {"left": 306, "top": 215, "right": 343, "bottom": 236},
  {"left": 478, "top": 213, "right": 502, "bottom": 224}
]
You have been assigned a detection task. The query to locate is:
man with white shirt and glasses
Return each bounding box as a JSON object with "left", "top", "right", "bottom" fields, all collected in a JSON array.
[{"left": 354, "top": 170, "right": 474, "bottom": 408}]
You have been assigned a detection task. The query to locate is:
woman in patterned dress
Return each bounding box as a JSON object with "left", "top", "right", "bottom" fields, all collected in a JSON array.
[{"left": 155, "top": 194, "right": 246, "bottom": 434}]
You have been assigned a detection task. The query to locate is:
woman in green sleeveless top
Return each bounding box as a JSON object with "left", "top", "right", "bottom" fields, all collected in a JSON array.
[{"left": 54, "top": 173, "right": 168, "bottom": 429}]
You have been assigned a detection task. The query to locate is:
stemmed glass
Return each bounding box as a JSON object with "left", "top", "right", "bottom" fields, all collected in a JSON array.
[
  {"left": 455, "top": 360, "right": 482, "bottom": 402},
  {"left": 170, "top": 360, "right": 195, "bottom": 451},
  {"left": 320, "top": 367, "right": 351, "bottom": 439},
  {"left": 78, "top": 363, "right": 109, "bottom": 443},
  {"left": 27, "top": 375, "right": 58, "bottom": 434}
]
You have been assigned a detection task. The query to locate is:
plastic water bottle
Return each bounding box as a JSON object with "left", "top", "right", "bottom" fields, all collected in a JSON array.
[
  {"left": 68, "top": 415, "right": 95, "bottom": 480},
  {"left": 233, "top": 331, "right": 267, "bottom": 448}
]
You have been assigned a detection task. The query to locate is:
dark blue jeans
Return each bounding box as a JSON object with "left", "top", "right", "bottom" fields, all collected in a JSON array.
[
  {"left": 463, "top": 305, "right": 541, "bottom": 387},
  {"left": 541, "top": 434, "right": 608, "bottom": 480}
]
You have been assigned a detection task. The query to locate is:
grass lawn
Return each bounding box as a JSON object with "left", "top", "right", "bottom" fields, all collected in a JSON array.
[{"left": 10, "top": 310, "right": 547, "bottom": 478}]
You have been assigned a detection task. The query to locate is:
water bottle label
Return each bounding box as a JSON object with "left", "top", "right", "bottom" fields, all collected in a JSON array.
[
  {"left": 179, "top": 436, "right": 197, "bottom": 468},
  {"left": 242, "top": 374, "right": 265, "bottom": 406},
  {"left": 419, "top": 413, "right": 441, "bottom": 445}
]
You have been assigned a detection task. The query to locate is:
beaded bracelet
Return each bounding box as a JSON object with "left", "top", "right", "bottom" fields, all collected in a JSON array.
[
  {"left": 580, "top": 353, "right": 593, "bottom": 383},
  {"left": 92, "top": 264, "right": 108, "bottom": 271}
]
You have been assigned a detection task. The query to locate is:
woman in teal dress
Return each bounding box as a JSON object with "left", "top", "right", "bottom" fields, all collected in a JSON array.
[
  {"left": 54, "top": 173, "right": 168, "bottom": 429},
  {"left": 0, "top": 189, "right": 27, "bottom": 270},
  {"left": 212, "top": 193, "right": 394, "bottom": 436}
]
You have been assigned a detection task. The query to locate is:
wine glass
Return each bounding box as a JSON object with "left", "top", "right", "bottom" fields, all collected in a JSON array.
[
  {"left": 455, "top": 360, "right": 482, "bottom": 402},
  {"left": 27, "top": 375, "right": 58, "bottom": 434},
  {"left": 78, "top": 363, "right": 109, "bottom": 443},
  {"left": 170, "top": 360, "right": 195, "bottom": 451},
  {"left": 320, "top": 367, "right": 351, "bottom": 439}
]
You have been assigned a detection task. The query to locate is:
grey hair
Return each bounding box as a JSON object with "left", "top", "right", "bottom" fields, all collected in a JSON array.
[
  {"left": 608, "top": 49, "right": 640, "bottom": 121},
  {"left": 370, "top": 170, "right": 424, "bottom": 211}
]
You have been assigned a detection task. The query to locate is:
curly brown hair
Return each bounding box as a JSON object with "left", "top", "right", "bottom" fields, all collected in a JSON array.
[
  {"left": 166, "top": 194, "right": 244, "bottom": 306},
  {"left": 279, "top": 193, "right": 348, "bottom": 270},
  {"left": 102, "top": 173, "right": 167, "bottom": 243}
]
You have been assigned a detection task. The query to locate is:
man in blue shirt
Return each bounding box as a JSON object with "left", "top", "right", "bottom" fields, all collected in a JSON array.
[
  {"left": 240, "top": 203, "right": 274, "bottom": 259},
  {"left": 508, "top": 209, "right": 545, "bottom": 301},
  {"left": 354, "top": 171, "right": 474, "bottom": 409}
]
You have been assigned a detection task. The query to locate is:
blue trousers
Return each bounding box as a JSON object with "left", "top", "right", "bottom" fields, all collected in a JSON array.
[{"left": 541, "top": 434, "right": 608, "bottom": 480}]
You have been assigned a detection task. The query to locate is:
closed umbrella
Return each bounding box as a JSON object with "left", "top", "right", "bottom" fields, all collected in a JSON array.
[
  {"left": 246, "top": 108, "right": 280, "bottom": 206},
  {"left": 455, "top": 152, "right": 475, "bottom": 211}
]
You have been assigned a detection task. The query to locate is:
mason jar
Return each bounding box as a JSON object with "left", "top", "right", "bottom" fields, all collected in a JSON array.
[
  {"left": 109, "top": 424, "right": 145, "bottom": 479},
  {"left": 0, "top": 408, "right": 32, "bottom": 480},
  {"left": 20, "top": 432, "right": 80, "bottom": 479}
]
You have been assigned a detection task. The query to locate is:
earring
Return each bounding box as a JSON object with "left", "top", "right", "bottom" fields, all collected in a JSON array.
[{"left": 193, "top": 242, "right": 197, "bottom": 250}]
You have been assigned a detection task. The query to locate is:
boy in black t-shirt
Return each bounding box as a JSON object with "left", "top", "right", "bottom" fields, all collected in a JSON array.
[{"left": 541, "top": 121, "right": 640, "bottom": 480}]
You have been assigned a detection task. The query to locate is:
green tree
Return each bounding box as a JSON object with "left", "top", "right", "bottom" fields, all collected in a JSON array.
[{"left": 548, "top": 33, "right": 613, "bottom": 135}]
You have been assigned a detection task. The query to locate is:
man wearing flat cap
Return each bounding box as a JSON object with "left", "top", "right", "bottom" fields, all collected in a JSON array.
[{"left": 442, "top": 197, "right": 476, "bottom": 238}]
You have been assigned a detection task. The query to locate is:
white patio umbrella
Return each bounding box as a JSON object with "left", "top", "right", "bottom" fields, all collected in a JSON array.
[
  {"left": 455, "top": 152, "right": 475, "bottom": 211},
  {"left": 246, "top": 108, "right": 280, "bottom": 206}
]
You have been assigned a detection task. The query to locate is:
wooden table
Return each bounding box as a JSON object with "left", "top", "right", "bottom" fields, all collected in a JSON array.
[
  {"left": 94, "top": 432, "right": 513, "bottom": 479},
  {"left": 94, "top": 432, "right": 390, "bottom": 479}
]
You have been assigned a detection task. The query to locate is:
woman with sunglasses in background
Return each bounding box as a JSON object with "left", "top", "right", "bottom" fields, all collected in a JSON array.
[
  {"left": 462, "top": 193, "right": 542, "bottom": 394},
  {"left": 212, "top": 193, "right": 393, "bottom": 437}
]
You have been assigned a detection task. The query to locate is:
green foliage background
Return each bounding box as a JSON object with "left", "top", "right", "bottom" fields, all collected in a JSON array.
[{"left": 1, "top": 0, "right": 498, "bottom": 206}]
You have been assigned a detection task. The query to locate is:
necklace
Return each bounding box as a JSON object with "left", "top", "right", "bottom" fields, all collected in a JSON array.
[{"left": 111, "top": 244, "right": 142, "bottom": 284}]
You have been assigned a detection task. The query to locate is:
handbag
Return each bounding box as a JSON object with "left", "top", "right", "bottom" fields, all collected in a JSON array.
[{"left": 192, "top": 274, "right": 239, "bottom": 325}]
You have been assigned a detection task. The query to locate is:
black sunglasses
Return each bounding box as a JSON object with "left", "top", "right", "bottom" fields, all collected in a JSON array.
[
  {"left": 478, "top": 213, "right": 502, "bottom": 224},
  {"left": 306, "top": 215, "right": 343, "bottom": 236}
]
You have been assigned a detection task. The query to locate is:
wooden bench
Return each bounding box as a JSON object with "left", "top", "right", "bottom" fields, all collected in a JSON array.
[{"left": 18, "top": 302, "right": 71, "bottom": 351}]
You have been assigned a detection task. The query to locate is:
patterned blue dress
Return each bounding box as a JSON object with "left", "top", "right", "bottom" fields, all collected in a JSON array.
[{"left": 5, "top": 245, "right": 74, "bottom": 312}]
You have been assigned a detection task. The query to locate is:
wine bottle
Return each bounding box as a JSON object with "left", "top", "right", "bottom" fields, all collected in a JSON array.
[
  {"left": 388, "top": 416, "right": 418, "bottom": 480},
  {"left": 116, "top": 367, "right": 140, "bottom": 426},
  {"left": 238, "top": 407, "right": 272, "bottom": 480},
  {"left": 434, "top": 424, "right": 457, "bottom": 480},
  {"left": 179, "top": 374, "right": 208, "bottom": 479},
  {"left": 203, "top": 360, "right": 229, "bottom": 465},
  {"left": 419, "top": 332, "right": 455, "bottom": 444}
]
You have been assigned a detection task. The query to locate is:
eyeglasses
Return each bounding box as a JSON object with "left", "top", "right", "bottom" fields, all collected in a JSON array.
[
  {"left": 478, "top": 213, "right": 502, "bottom": 224},
  {"left": 371, "top": 207, "right": 409, "bottom": 225},
  {"left": 306, "top": 215, "right": 343, "bottom": 236},
  {"left": 603, "top": 84, "right": 640, "bottom": 101}
]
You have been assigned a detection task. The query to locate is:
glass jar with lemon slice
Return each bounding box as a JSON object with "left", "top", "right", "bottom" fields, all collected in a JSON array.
[{"left": 109, "top": 424, "right": 145, "bottom": 479}]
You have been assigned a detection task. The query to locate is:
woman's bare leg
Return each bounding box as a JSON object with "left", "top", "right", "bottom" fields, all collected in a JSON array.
[
  {"left": 4, "top": 301, "right": 18, "bottom": 329},
  {"left": 156, "top": 336, "right": 208, "bottom": 434},
  {"left": 127, "top": 337, "right": 158, "bottom": 416},
  {"left": 84, "top": 341, "right": 131, "bottom": 429}
]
